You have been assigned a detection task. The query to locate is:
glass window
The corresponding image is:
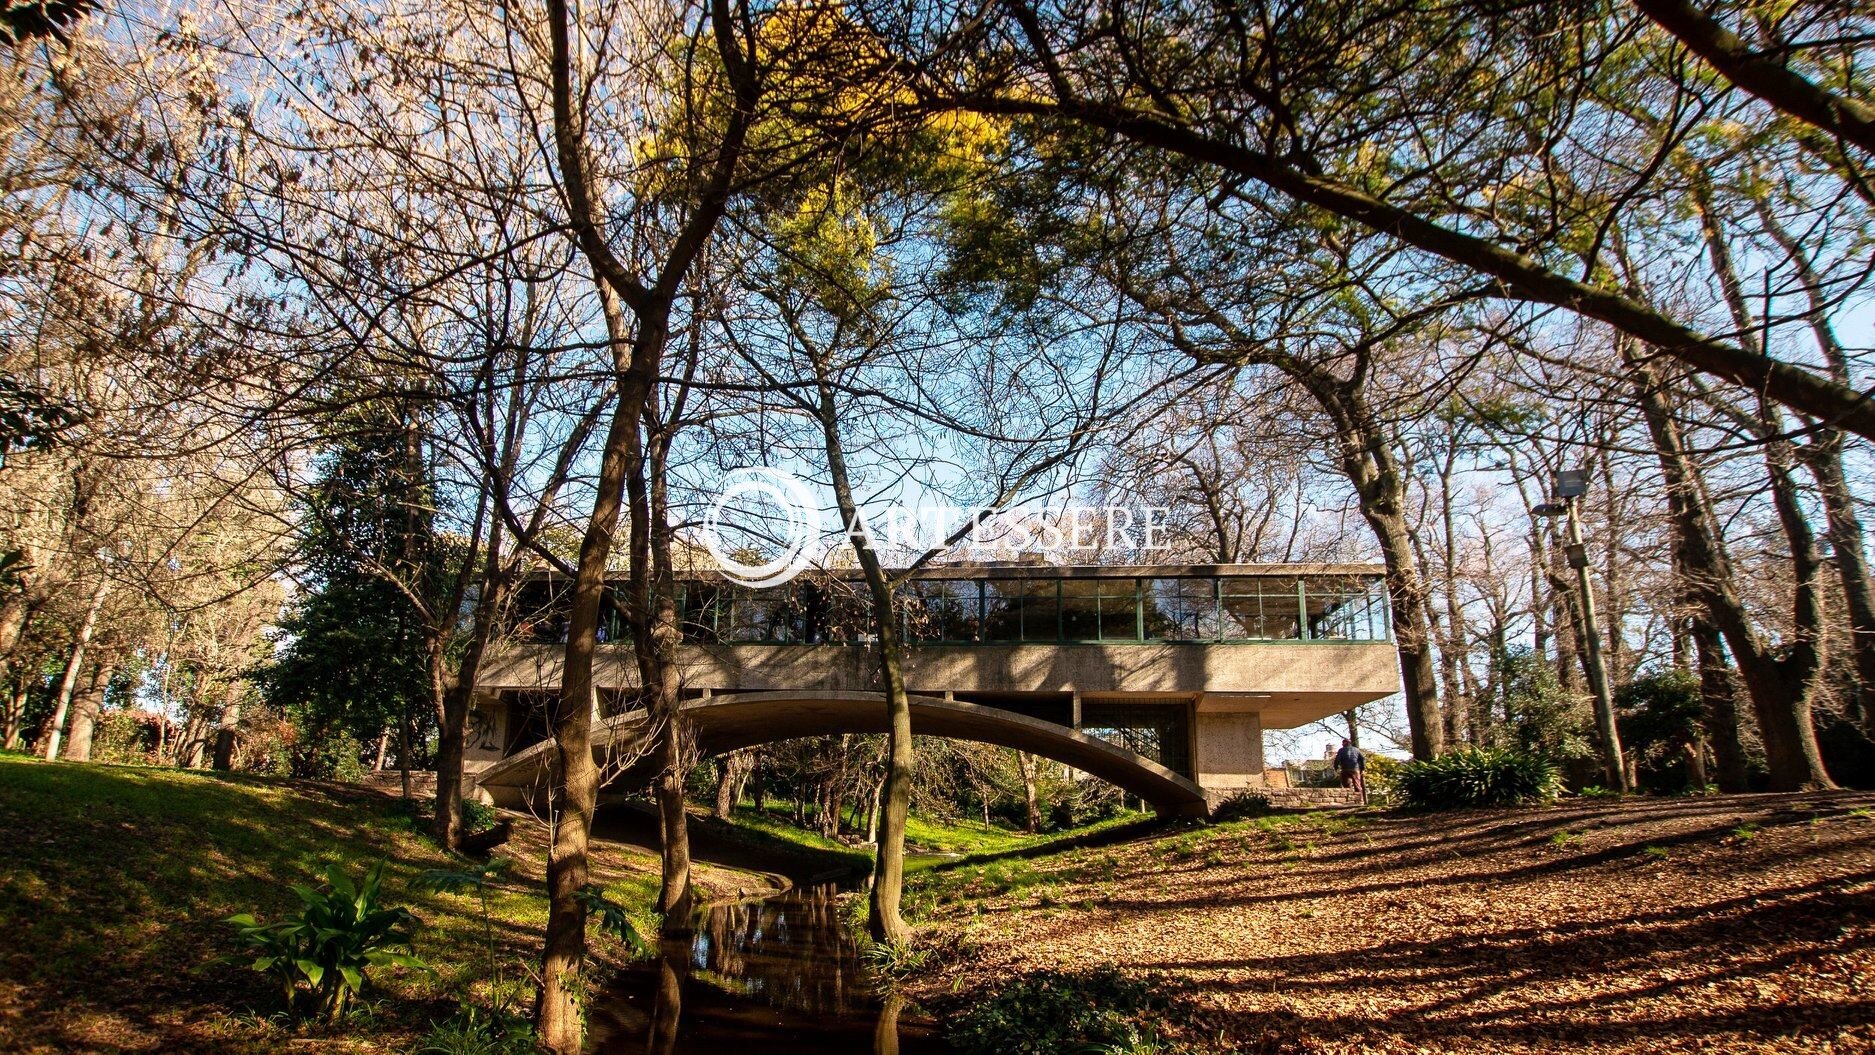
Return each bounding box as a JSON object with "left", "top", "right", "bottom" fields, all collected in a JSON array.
[
  {"left": 1062, "top": 578, "right": 1140, "bottom": 641},
  {"left": 982, "top": 579, "right": 1058, "bottom": 642},
  {"left": 681, "top": 583, "right": 724, "bottom": 643},
  {"left": 1143, "top": 578, "right": 1218, "bottom": 641},
  {"left": 723, "top": 586, "right": 807, "bottom": 643},
  {"left": 904, "top": 579, "right": 980, "bottom": 642},
  {"left": 1220, "top": 577, "right": 1303, "bottom": 640},
  {"left": 1060, "top": 579, "right": 1099, "bottom": 640},
  {"left": 1306, "top": 577, "right": 1390, "bottom": 641}
]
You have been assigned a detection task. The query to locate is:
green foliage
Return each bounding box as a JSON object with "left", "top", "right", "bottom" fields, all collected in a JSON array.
[
  {"left": 1487, "top": 647, "right": 1593, "bottom": 764},
  {"left": 224, "top": 860, "right": 426, "bottom": 1021},
  {"left": 1616, "top": 669, "right": 1705, "bottom": 794},
  {"left": 1210, "top": 789, "right": 1272, "bottom": 822},
  {"left": 418, "top": 1005, "right": 536, "bottom": 1055},
  {"left": 859, "top": 936, "right": 932, "bottom": 985},
  {"left": 947, "top": 968, "right": 1169, "bottom": 1055},
  {"left": 459, "top": 799, "right": 500, "bottom": 835},
  {"left": 574, "top": 884, "right": 656, "bottom": 959},
  {"left": 1396, "top": 747, "right": 1561, "bottom": 810},
  {"left": 257, "top": 406, "right": 454, "bottom": 778}
]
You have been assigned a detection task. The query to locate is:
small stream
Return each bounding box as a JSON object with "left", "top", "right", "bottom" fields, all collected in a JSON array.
[{"left": 585, "top": 884, "right": 950, "bottom": 1054}]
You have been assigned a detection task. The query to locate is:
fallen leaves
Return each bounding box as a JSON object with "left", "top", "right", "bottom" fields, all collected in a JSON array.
[{"left": 910, "top": 793, "right": 1875, "bottom": 1054}]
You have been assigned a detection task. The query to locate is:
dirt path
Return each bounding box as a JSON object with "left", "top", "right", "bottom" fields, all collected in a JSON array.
[{"left": 908, "top": 793, "right": 1875, "bottom": 1054}]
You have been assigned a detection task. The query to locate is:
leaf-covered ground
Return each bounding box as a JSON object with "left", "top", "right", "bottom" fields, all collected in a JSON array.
[
  {"left": 0, "top": 755, "right": 777, "bottom": 1054},
  {"left": 906, "top": 793, "right": 1875, "bottom": 1054}
]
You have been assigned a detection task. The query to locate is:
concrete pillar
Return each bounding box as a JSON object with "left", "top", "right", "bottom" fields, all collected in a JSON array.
[{"left": 1192, "top": 706, "right": 1265, "bottom": 802}]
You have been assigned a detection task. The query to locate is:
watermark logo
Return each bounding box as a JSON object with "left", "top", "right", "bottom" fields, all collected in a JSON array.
[
  {"left": 701, "top": 467, "right": 823, "bottom": 588},
  {"left": 703, "top": 467, "right": 1173, "bottom": 588}
]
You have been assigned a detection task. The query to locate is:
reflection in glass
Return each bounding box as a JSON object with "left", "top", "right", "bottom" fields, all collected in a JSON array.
[
  {"left": 902, "top": 579, "right": 980, "bottom": 642},
  {"left": 1143, "top": 578, "right": 1218, "bottom": 641},
  {"left": 982, "top": 579, "right": 1058, "bottom": 642}
]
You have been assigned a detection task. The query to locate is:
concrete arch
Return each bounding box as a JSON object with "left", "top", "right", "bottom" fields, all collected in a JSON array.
[{"left": 476, "top": 690, "right": 1208, "bottom": 818}]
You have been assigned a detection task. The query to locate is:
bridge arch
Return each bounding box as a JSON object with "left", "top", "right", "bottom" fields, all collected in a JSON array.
[{"left": 476, "top": 690, "right": 1208, "bottom": 818}]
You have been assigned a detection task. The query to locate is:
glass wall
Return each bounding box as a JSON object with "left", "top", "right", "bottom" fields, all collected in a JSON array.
[
  {"left": 1060, "top": 578, "right": 1140, "bottom": 642},
  {"left": 519, "top": 571, "right": 1391, "bottom": 646}
]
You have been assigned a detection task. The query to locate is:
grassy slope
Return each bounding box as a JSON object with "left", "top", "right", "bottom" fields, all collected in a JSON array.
[
  {"left": 0, "top": 756, "right": 767, "bottom": 1054},
  {"left": 906, "top": 794, "right": 1875, "bottom": 1055},
  {"left": 715, "top": 803, "right": 1152, "bottom": 872}
]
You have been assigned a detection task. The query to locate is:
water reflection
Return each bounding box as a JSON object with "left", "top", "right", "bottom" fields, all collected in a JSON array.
[{"left": 587, "top": 885, "right": 947, "bottom": 1054}]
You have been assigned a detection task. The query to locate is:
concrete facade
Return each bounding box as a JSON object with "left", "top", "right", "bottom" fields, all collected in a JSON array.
[
  {"left": 466, "top": 639, "right": 1398, "bottom": 810},
  {"left": 475, "top": 691, "right": 1214, "bottom": 816}
]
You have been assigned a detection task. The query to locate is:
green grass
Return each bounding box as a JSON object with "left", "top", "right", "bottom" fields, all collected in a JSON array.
[
  {"left": 718, "top": 805, "right": 875, "bottom": 875},
  {"left": 0, "top": 755, "right": 664, "bottom": 1052},
  {"left": 902, "top": 813, "right": 1040, "bottom": 855}
]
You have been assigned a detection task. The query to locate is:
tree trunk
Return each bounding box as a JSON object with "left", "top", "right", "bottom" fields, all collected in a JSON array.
[
  {"left": 810, "top": 363, "right": 915, "bottom": 945},
  {"left": 63, "top": 659, "right": 114, "bottom": 762},
  {"left": 1629, "top": 355, "right": 1832, "bottom": 790},
  {"left": 537, "top": 316, "right": 636, "bottom": 1054},
  {"left": 0, "top": 590, "right": 32, "bottom": 690},
  {"left": 638, "top": 412, "right": 693, "bottom": 921},
  {"left": 1692, "top": 617, "right": 1750, "bottom": 792},
  {"left": 3, "top": 681, "right": 27, "bottom": 751},
  {"left": 43, "top": 576, "right": 108, "bottom": 761},
  {"left": 1686, "top": 202, "right": 1834, "bottom": 789},
  {"left": 1757, "top": 201, "right": 1875, "bottom": 733},
  {"left": 434, "top": 567, "right": 511, "bottom": 851},
  {"left": 1327, "top": 404, "right": 1443, "bottom": 760},
  {"left": 1016, "top": 751, "right": 1040, "bottom": 833},
  {"left": 211, "top": 685, "right": 240, "bottom": 771},
  {"left": 374, "top": 731, "right": 390, "bottom": 771},
  {"left": 712, "top": 752, "right": 742, "bottom": 820}
]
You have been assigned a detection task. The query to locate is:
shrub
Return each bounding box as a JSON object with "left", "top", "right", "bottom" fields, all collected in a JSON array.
[
  {"left": 225, "top": 860, "right": 426, "bottom": 1020},
  {"left": 1211, "top": 789, "right": 1272, "bottom": 822},
  {"left": 460, "top": 799, "right": 500, "bottom": 834},
  {"left": 1395, "top": 747, "right": 1560, "bottom": 810},
  {"left": 947, "top": 969, "right": 1167, "bottom": 1055}
]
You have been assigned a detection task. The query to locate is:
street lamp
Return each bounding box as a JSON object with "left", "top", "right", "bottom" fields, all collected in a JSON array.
[{"left": 1535, "top": 470, "right": 1628, "bottom": 792}]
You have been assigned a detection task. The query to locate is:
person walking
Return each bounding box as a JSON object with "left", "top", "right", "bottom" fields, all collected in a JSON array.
[{"left": 1333, "top": 738, "right": 1366, "bottom": 803}]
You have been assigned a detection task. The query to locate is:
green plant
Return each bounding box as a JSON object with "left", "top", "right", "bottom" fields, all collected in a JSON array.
[
  {"left": 860, "top": 936, "right": 933, "bottom": 983},
  {"left": 1395, "top": 747, "right": 1560, "bottom": 810},
  {"left": 1577, "top": 784, "right": 1622, "bottom": 798},
  {"left": 1092, "top": 1023, "right": 1176, "bottom": 1055},
  {"left": 419, "top": 859, "right": 514, "bottom": 1007},
  {"left": 419, "top": 1004, "right": 536, "bottom": 1055},
  {"left": 1641, "top": 844, "right": 1671, "bottom": 862},
  {"left": 1210, "top": 789, "right": 1272, "bottom": 822},
  {"left": 574, "top": 884, "right": 655, "bottom": 958},
  {"left": 459, "top": 799, "right": 500, "bottom": 834},
  {"left": 947, "top": 969, "right": 1167, "bottom": 1055},
  {"left": 1731, "top": 823, "right": 1760, "bottom": 842},
  {"left": 225, "top": 861, "right": 426, "bottom": 1021}
]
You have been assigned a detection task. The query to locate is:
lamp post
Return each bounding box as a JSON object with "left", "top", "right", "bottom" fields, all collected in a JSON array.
[{"left": 1535, "top": 470, "right": 1628, "bottom": 792}]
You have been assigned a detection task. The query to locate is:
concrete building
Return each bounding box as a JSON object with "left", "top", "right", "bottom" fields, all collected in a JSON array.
[{"left": 467, "top": 564, "right": 1400, "bottom": 816}]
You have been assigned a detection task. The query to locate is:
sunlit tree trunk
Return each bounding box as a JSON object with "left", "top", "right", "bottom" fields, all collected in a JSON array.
[
  {"left": 1016, "top": 751, "right": 1041, "bottom": 832},
  {"left": 63, "top": 659, "right": 114, "bottom": 762},
  {"left": 43, "top": 575, "right": 108, "bottom": 761}
]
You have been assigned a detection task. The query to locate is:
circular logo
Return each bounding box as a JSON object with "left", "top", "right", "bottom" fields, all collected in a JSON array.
[{"left": 701, "top": 467, "right": 822, "bottom": 588}]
